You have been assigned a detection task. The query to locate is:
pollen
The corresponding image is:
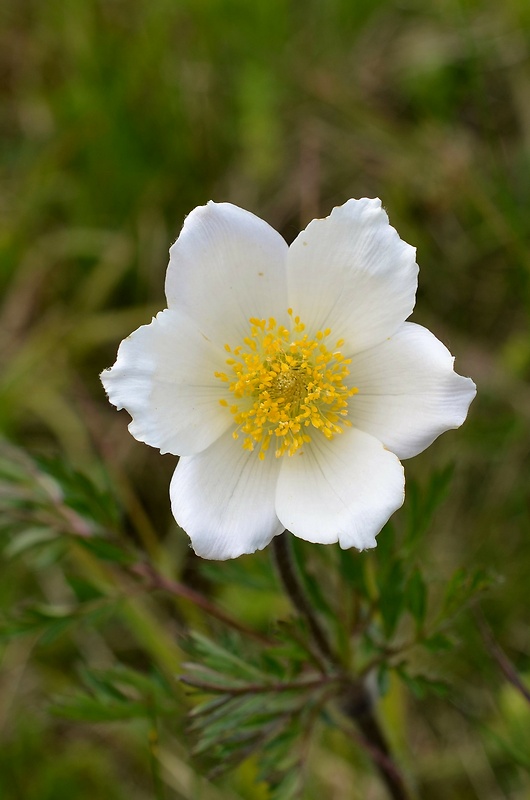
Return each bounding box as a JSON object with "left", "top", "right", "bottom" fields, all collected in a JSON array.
[{"left": 216, "top": 311, "right": 358, "bottom": 460}]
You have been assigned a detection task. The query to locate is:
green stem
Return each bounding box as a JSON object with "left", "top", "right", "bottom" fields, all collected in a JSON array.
[{"left": 271, "top": 532, "right": 411, "bottom": 800}]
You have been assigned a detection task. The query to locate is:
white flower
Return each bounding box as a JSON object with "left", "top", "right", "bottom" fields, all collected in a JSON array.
[{"left": 101, "top": 199, "right": 476, "bottom": 560}]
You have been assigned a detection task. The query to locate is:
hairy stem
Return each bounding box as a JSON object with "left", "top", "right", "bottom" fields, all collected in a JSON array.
[
  {"left": 131, "top": 561, "right": 272, "bottom": 645},
  {"left": 272, "top": 532, "right": 411, "bottom": 800},
  {"left": 272, "top": 532, "right": 335, "bottom": 664}
]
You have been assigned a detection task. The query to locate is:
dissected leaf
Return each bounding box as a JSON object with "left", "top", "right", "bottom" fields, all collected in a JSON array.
[
  {"left": 442, "top": 567, "right": 493, "bottom": 618},
  {"left": 377, "top": 559, "right": 405, "bottom": 639},
  {"left": 405, "top": 567, "right": 427, "bottom": 628},
  {"left": 405, "top": 464, "right": 455, "bottom": 547},
  {"left": 182, "top": 629, "right": 333, "bottom": 797},
  {"left": 396, "top": 665, "right": 449, "bottom": 699}
]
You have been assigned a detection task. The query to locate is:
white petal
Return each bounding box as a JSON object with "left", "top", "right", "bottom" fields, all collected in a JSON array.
[
  {"left": 275, "top": 427, "right": 405, "bottom": 551},
  {"left": 101, "top": 309, "right": 231, "bottom": 456},
  {"left": 170, "top": 430, "right": 284, "bottom": 560},
  {"left": 347, "top": 322, "right": 477, "bottom": 460},
  {"left": 165, "top": 202, "right": 289, "bottom": 345},
  {"left": 286, "top": 198, "right": 418, "bottom": 351}
]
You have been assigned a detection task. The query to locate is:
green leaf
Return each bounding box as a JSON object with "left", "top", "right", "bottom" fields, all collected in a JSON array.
[
  {"left": 36, "top": 457, "right": 120, "bottom": 530},
  {"left": 442, "top": 567, "right": 493, "bottom": 618},
  {"left": 200, "top": 555, "right": 277, "bottom": 592},
  {"left": 186, "top": 631, "right": 266, "bottom": 682},
  {"left": 337, "top": 547, "right": 369, "bottom": 598},
  {"left": 405, "top": 567, "right": 427, "bottom": 628},
  {"left": 377, "top": 559, "right": 405, "bottom": 638},
  {"left": 52, "top": 695, "right": 151, "bottom": 723},
  {"left": 53, "top": 664, "right": 178, "bottom": 724},
  {"left": 3, "top": 527, "right": 57, "bottom": 558},
  {"left": 182, "top": 663, "right": 251, "bottom": 692},
  {"left": 66, "top": 575, "right": 106, "bottom": 603},
  {"left": 480, "top": 724, "right": 530, "bottom": 770},
  {"left": 188, "top": 694, "right": 232, "bottom": 720},
  {"left": 272, "top": 619, "right": 322, "bottom": 671},
  {"left": 76, "top": 535, "right": 133, "bottom": 565},
  {"left": 396, "top": 666, "right": 449, "bottom": 699},
  {"left": 0, "top": 599, "right": 113, "bottom": 644},
  {"left": 376, "top": 664, "right": 390, "bottom": 697},
  {"left": 374, "top": 522, "right": 396, "bottom": 566},
  {"left": 405, "top": 464, "right": 455, "bottom": 547},
  {"left": 290, "top": 537, "right": 334, "bottom": 618},
  {"left": 182, "top": 630, "right": 330, "bottom": 796},
  {"left": 422, "top": 632, "right": 454, "bottom": 653},
  {"left": 40, "top": 618, "right": 78, "bottom": 645}
]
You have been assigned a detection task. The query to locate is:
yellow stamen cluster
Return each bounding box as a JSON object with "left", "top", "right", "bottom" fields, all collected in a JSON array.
[{"left": 215, "top": 310, "right": 358, "bottom": 460}]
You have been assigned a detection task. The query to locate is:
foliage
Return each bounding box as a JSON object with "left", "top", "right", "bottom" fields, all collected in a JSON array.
[{"left": 0, "top": 442, "right": 513, "bottom": 798}]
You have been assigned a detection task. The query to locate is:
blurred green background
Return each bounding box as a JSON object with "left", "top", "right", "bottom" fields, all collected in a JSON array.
[{"left": 1, "top": 0, "right": 530, "bottom": 797}]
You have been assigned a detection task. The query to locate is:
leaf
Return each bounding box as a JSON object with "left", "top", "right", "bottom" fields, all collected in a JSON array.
[
  {"left": 200, "top": 555, "right": 277, "bottom": 592},
  {"left": 480, "top": 724, "right": 530, "bottom": 770},
  {"left": 0, "top": 600, "right": 113, "bottom": 644},
  {"left": 442, "top": 567, "right": 493, "bottom": 618},
  {"left": 186, "top": 631, "right": 266, "bottom": 682},
  {"left": 65, "top": 575, "right": 106, "bottom": 603},
  {"left": 52, "top": 695, "right": 151, "bottom": 722},
  {"left": 182, "top": 663, "right": 250, "bottom": 692},
  {"left": 377, "top": 558, "right": 405, "bottom": 638},
  {"left": 422, "top": 632, "right": 455, "bottom": 653},
  {"left": 290, "top": 537, "right": 334, "bottom": 618},
  {"left": 405, "top": 464, "right": 455, "bottom": 547},
  {"left": 376, "top": 664, "right": 390, "bottom": 696},
  {"left": 337, "top": 547, "right": 369, "bottom": 598},
  {"left": 405, "top": 568, "right": 427, "bottom": 628},
  {"left": 188, "top": 694, "right": 232, "bottom": 720},
  {"left": 182, "top": 629, "right": 331, "bottom": 797},
  {"left": 76, "top": 535, "right": 133, "bottom": 565},
  {"left": 36, "top": 457, "right": 120, "bottom": 530},
  {"left": 396, "top": 665, "right": 449, "bottom": 699},
  {"left": 52, "top": 664, "right": 178, "bottom": 724},
  {"left": 374, "top": 522, "right": 396, "bottom": 566},
  {"left": 272, "top": 618, "right": 322, "bottom": 671},
  {"left": 3, "top": 527, "right": 57, "bottom": 558}
]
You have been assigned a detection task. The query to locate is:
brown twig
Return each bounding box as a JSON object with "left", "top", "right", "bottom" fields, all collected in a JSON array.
[
  {"left": 340, "top": 713, "right": 410, "bottom": 794},
  {"left": 272, "top": 533, "right": 335, "bottom": 665},
  {"left": 131, "top": 561, "right": 272, "bottom": 645},
  {"left": 476, "top": 608, "right": 530, "bottom": 705},
  {"left": 271, "top": 531, "right": 412, "bottom": 800}
]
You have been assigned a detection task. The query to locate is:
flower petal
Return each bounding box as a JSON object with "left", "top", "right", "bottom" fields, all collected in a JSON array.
[
  {"left": 165, "top": 202, "right": 289, "bottom": 345},
  {"left": 286, "top": 198, "right": 418, "bottom": 351},
  {"left": 275, "top": 427, "right": 405, "bottom": 550},
  {"left": 170, "top": 430, "right": 284, "bottom": 560},
  {"left": 101, "top": 309, "right": 231, "bottom": 456},
  {"left": 348, "top": 322, "right": 477, "bottom": 460}
]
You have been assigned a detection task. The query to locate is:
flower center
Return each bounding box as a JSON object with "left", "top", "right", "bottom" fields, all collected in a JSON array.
[{"left": 215, "top": 310, "right": 358, "bottom": 460}]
